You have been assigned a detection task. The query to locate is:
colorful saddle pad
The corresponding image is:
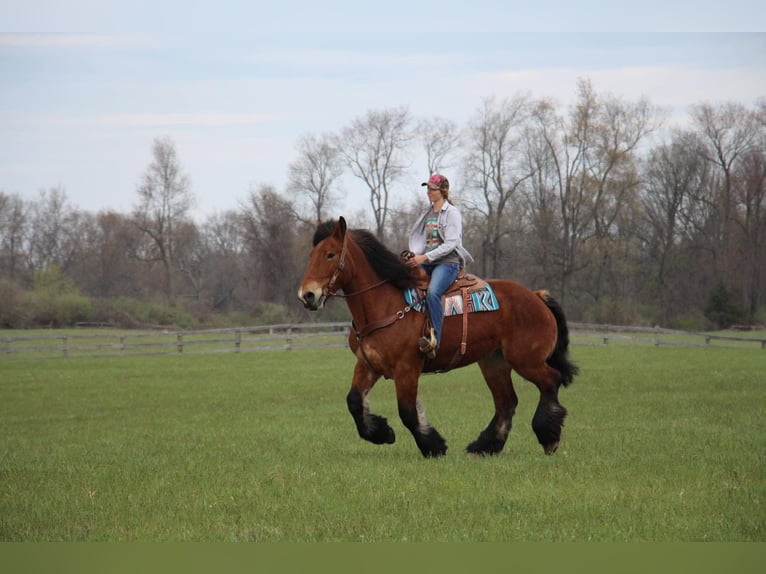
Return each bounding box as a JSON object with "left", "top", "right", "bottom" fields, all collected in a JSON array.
[{"left": 404, "top": 283, "right": 499, "bottom": 316}]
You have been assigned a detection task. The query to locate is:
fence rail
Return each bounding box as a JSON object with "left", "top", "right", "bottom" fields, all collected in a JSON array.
[
  {"left": 1, "top": 321, "right": 765, "bottom": 359},
  {"left": 569, "top": 322, "right": 766, "bottom": 349},
  {"left": 1, "top": 323, "right": 352, "bottom": 359}
]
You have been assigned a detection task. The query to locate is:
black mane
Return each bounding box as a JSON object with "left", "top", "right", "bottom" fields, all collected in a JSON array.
[{"left": 313, "top": 220, "right": 418, "bottom": 290}]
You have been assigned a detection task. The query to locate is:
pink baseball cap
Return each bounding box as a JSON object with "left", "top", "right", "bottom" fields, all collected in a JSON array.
[{"left": 421, "top": 173, "right": 449, "bottom": 191}]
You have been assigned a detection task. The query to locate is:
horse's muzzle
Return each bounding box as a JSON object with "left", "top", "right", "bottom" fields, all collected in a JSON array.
[{"left": 297, "top": 288, "right": 324, "bottom": 311}]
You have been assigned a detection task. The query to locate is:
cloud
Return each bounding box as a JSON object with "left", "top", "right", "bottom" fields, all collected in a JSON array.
[
  {"left": 23, "top": 112, "right": 283, "bottom": 129},
  {"left": 0, "top": 33, "right": 138, "bottom": 48},
  {"left": 472, "top": 65, "right": 766, "bottom": 110}
]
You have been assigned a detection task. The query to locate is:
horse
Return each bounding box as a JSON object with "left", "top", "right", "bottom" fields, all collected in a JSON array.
[{"left": 297, "top": 217, "right": 578, "bottom": 458}]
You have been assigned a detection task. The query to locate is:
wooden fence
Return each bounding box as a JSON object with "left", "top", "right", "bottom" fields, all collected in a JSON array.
[
  {"left": 1, "top": 323, "right": 352, "bottom": 359},
  {"left": 1, "top": 322, "right": 765, "bottom": 360},
  {"left": 569, "top": 322, "right": 766, "bottom": 349}
]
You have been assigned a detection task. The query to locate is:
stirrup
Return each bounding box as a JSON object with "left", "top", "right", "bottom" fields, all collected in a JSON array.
[{"left": 418, "top": 328, "right": 438, "bottom": 359}]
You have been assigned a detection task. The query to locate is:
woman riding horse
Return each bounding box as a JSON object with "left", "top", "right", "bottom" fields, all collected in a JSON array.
[{"left": 298, "top": 217, "right": 578, "bottom": 458}]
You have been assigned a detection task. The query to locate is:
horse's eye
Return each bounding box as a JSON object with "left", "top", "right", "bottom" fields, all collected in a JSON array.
[{"left": 326, "top": 252, "right": 336, "bottom": 261}]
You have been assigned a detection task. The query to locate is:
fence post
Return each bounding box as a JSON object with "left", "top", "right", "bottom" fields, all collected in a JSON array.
[
  {"left": 177, "top": 333, "right": 183, "bottom": 354},
  {"left": 235, "top": 329, "right": 241, "bottom": 353},
  {"left": 286, "top": 326, "right": 293, "bottom": 351},
  {"left": 63, "top": 335, "right": 68, "bottom": 358},
  {"left": 654, "top": 326, "right": 660, "bottom": 346},
  {"left": 5, "top": 337, "right": 12, "bottom": 357},
  {"left": 120, "top": 335, "right": 126, "bottom": 356}
]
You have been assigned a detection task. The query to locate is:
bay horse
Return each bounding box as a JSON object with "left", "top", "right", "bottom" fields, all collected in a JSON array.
[{"left": 297, "top": 217, "right": 578, "bottom": 458}]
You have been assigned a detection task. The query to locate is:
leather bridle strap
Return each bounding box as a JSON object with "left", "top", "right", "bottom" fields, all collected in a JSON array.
[
  {"left": 352, "top": 299, "right": 422, "bottom": 374},
  {"left": 323, "top": 232, "right": 348, "bottom": 297},
  {"left": 352, "top": 301, "right": 419, "bottom": 339}
]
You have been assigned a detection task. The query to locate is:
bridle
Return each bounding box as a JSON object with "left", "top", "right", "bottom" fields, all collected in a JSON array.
[
  {"left": 321, "top": 231, "right": 388, "bottom": 299},
  {"left": 321, "top": 231, "right": 348, "bottom": 299},
  {"left": 317, "top": 232, "right": 423, "bottom": 365}
]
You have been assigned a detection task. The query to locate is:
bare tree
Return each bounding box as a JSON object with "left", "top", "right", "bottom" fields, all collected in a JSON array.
[
  {"left": 639, "top": 130, "right": 710, "bottom": 323},
  {"left": 287, "top": 132, "right": 343, "bottom": 223},
  {"left": 463, "top": 95, "right": 534, "bottom": 277},
  {"left": 26, "top": 186, "right": 79, "bottom": 272},
  {"left": 417, "top": 116, "right": 460, "bottom": 175},
  {"left": 197, "top": 210, "right": 247, "bottom": 312},
  {"left": 0, "top": 191, "right": 27, "bottom": 280},
  {"left": 85, "top": 211, "right": 145, "bottom": 298},
  {"left": 580, "top": 83, "right": 658, "bottom": 303},
  {"left": 132, "top": 136, "right": 194, "bottom": 300},
  {"left": 691, "top": 101, "right": 761, "bottom": 280},
  {"left": 240, "top": 185, "right": 302, "bottom": 308},
  {"left": 338, "top": 106, "right": 411, "bottom": 239},
  {"left": 730, "top": 103, "right": 766, "bottom": 320},
  {"left": 522, "top": 80, "right": 657, "bottom": 311},
  {"left": 519, "top": 99, "right": 565, "bottom": 288}
]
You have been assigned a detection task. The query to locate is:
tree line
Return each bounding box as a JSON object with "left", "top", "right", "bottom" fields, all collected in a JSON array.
[{"left": 1, "top": 78, "right": 764, "bottom": 330}]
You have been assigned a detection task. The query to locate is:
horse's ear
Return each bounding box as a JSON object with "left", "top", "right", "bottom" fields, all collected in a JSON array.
[{"left": 330, "top": 216, "right": 347, "bottom": 242}]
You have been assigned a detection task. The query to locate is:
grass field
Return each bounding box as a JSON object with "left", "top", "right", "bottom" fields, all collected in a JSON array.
[{"left": 1, "top": 344, "right": 764, "bottom": 541}]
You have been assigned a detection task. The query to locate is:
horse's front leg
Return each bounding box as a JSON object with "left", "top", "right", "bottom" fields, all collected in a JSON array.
[
  {"left": 346, "top": 360, "right": 395, "bottom": 446},
  {"left": 395, "top": 371, "right": 448, "bottom": 458}
]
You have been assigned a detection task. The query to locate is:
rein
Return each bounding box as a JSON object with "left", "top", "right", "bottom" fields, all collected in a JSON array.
[
  {"left": 321, "top": 234, "right": 390, "bottom": 299},
  {"left": 319, "top": 229, "right": 425, "bottom": 370},
  {"left": 352, "top": 297, "right": 421, "bottom": 339},
  {"left": 336, "top": 279, "right": 389, "bottom": 299}
]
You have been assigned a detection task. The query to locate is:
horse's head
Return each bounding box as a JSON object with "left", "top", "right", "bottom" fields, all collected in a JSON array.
[{"left": 297, "top": 217, "right": 349, "bottom": 310}]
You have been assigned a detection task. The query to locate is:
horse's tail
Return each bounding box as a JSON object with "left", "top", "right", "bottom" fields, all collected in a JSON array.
[{"left": 536, "top": 290, "right": 579, "bottom": 387}]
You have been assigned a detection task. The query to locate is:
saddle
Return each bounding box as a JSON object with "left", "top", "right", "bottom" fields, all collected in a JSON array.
[
  {"left": 400, "top": 250, "right": 487, "bottom": 296},
  {"left": 400, "top": 250, "right": 490, "bottom": 371}
]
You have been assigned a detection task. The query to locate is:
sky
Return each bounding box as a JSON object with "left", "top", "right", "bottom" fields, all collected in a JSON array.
[{"left": 2, "top": 1, "right": 766, "bottom": 221}]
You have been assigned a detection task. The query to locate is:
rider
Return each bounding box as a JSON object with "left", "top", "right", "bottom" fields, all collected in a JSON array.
[{"left": 405, "top": 174, "right": 474, "bottom": 358}]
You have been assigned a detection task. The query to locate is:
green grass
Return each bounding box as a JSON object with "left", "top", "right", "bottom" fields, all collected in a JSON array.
[{"left": 1, "top": 345, "right": 764, "bottom": 541}]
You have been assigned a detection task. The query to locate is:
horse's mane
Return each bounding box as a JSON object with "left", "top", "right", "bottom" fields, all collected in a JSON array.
[{"left": 313, "top": 220, "right": 418, "bottom": 290}]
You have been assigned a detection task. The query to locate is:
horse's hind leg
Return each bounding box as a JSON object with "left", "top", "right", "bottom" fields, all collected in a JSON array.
[
  {"left": 467, "top": 350, "right": 518, "bottom": 456},
  {"left": 515, "top": 363, "right": 567, "bottom": 455}
]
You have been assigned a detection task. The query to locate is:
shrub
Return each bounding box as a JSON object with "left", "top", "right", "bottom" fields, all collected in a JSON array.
[
  {"left": 0, "top": 279, "right": 26, "bottom": 328},
  {"left": 583, "top": 297, "right": 642, "bottom": 325},
  {"left": 754, "top": 305, "right": 766, "bottom": 327},
  {"left": 6, "top": 268, "right": 94, "bottom": 327},
  {"left": 23, "top": 291, "right": 93, "bottom": 327},
  {"left": 666, "top": 310, "right": 710, "bottom": 332},
  {"left": 250, "top": 301, "right": 302, "bottom": 325},
  {"left": 704, "top": 281, "right": 746, "bottom": 328},
  {"left": 108, "top": 297, "right": 199, "bottom": 329},
  {"left": 208, "top": 311, "right": 258, "bottom": 328}
]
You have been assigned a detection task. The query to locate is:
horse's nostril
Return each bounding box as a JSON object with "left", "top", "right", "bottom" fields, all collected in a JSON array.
[{"left": 304, "top": 292, "right": 315, "bottom": 304}]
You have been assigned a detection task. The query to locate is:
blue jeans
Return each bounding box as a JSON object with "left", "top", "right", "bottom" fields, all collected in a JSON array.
[{"left": 423, "top": 263, "right": 460, "bottom": 346}]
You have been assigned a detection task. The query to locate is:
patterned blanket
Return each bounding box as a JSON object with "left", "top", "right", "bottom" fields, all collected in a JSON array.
[{"left": 404, "top": 283, "right": 500, "bottom": 316}]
